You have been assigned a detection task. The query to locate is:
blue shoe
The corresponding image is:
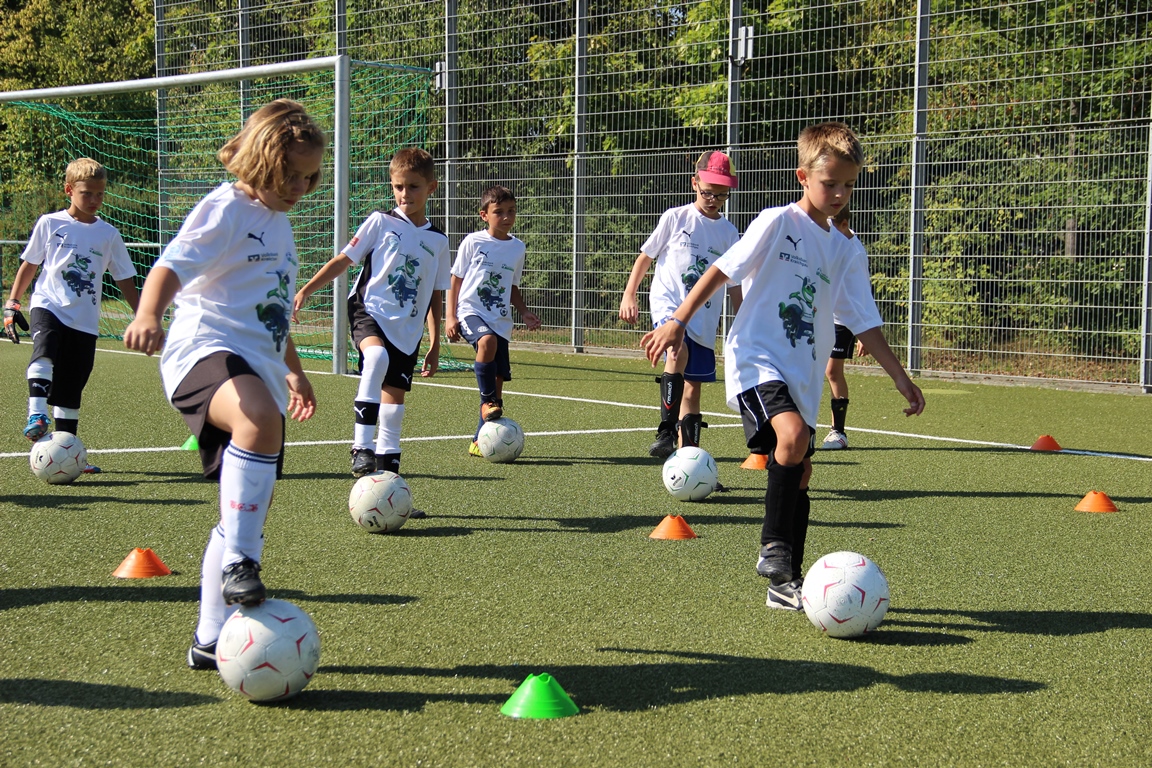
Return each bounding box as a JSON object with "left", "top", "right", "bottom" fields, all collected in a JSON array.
[
  {"left": 23, "top": 413, "right": 50, "bottom": 441},
  {"left": 82, "top": 464, "right": 102, "bottom": 474}
]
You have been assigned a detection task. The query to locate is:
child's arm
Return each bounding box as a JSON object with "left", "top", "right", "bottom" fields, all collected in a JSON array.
[
  {"left": 4, "top": 261, "right": 39, "bottom": 342},
  {"left": 445, "top": 274, "right": 464, "bottom": 341},
  {"left": 854, "top": 327, "right": 925, "bottom": 417},
  {"left": 618, "top": 253, "right": 654, "bottom": 324},
  {"left": 114, "top": 277, "right": 141, "bottom": 314},
  {"left": 421, "top": 290, "right": 443, "bottom": 378},
  {"left": 728, "top": 285, "right": 743, "bottom": 316},
  {"left": 641, "top": 264, "right": 730, "bottom": 365},
  {"left": 510, "top": 285, "right": 541, "bottom": 330},
  {"left": 6, "top": 260, "right": 39, "bottom": 305},
  {"left": 284, "top": 335, "right": 316, "bottom": 423},
  {"left": 291, "top": 254, "right": 354, "bottom": 321},
  {"left": 123, "top": 266, "right": 183, "bottom": 356}
]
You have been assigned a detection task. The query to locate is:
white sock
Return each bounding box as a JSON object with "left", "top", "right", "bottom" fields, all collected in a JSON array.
[
  {"left": 53, "top": 406, "right": 79, "bottom": 421},
  {"left": 375, "top": 403, "right": 404, "bottom": 455},
  {"left": 354, "top": 346, "right": 388, "bottom": 449},
  {"left": 218, "top": 443, "right": 277, "bottom": 567},
  {"left": 27, "top": 358, "right": 52, "bottom": 415},
  {"left": 29, "top": 398, "right": 48, "bottom": 416},
  {"left": 195, "top": 524, "right": 230, "bottom": 645}
]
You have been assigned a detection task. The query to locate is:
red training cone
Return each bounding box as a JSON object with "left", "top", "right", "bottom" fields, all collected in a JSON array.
[
  {"left": 113, "top": 548, "right": 173, "bottom": 578},
  {"left": 1074, "top": 490, "right": 1117, "bottom": 513},
  {"left": 649, "top": 514, "right": 697, "bottom": 540},
  {"left": 1030, "top": 435, "right": 1062, "bottom": 452}
]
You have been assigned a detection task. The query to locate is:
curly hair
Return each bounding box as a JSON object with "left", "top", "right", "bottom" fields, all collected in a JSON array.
[{"left": 218, "top": 99, "right": 327, "bottom": 194}]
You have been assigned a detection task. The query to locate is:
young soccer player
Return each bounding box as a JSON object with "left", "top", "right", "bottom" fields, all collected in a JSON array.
[
  {"left": 292, "top": 147, "right": 450, "bottom": 484},
  {"left": 642, "top": 122, "right": 925, "bottom": 610},
  {"left": 619, "top": 151, "right": 741, "bottom": 459},
  {"left": 445, "top": 185, "right": 541, "bottom": 456},
  {"left": 820, "top": 204, "right": 871, "bottom": 450},
  {"left": 122, "top": 99, "right": 325, "bottom": 669},
  {"left": 5, "top": 157, "right": 141, "bottom": 473}
]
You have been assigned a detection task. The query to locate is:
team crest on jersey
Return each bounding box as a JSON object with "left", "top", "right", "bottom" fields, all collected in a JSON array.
[
  {"left": 266, "top": 270, "right": 291, "bottom": 302},
  {"left": 778, "top": 274, "right": 818, "bottom": 358},
  {"left": 255, "top": 301, "right": 290, "bottom": 352},
  {"left": 63, "top": 253, "right": 98, "bottom": 304},
  {"left": 477, "top": 271, "right": 508, "bottom": 315},
  {"left": 388, "top": 253, "right": 422, "bottom": 316}
]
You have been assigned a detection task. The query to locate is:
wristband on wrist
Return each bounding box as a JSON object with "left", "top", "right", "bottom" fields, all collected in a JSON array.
[{"left": 669, "top": 316, "right": 687, "bottom": 330}]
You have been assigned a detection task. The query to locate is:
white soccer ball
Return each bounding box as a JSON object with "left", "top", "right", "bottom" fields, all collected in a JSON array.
[
  {"left": 476, "top": 417, "right": 525, "bottom": 463},
  {"left": 661, "top": 446, "right": 718, "bottom": 501},
  {"left": 801, "top": 551, "right": 890, "bottom": 638},
  {"left": 29, "top": 432, "right": 87, "bottom": 485},
  {"left": 348, "top": 471, "right": 413, "bottom": 533},
  {"left": 216, "top": 598, "right": 321, "bottom": 702}
]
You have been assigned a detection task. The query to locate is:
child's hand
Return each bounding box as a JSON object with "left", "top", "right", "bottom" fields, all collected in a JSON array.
[
  {"left": 896, "top": 378, "right": 925, "bottom": 417},
  {"left": 3, "top": 300, "right": 28, "bottom": 343},
  {"left": 287, "top": 372, "right": 316, "bottom": 422},
  {"left": 855, "top": 339, "right": 869, "bottom": 357},
  {"left": 421, "top": 344, "right": 440, "bottom": 378},
  {"left": 619, "top": 294, "right": 639, "bottom": 324},
  {"left": 290, "top": 290, "right": 310, "bottom": 323},
  {"left": 641, "top": 320, "right": 683, "bottom": 366},
  {"left": 445, "top": 317, "right": 462, "bottom": 342},
  {"left": 124, "top": 316, "right": 165, "bottom": 356},
  {"left": 522, "top": 310, "right": 542, "bottom": 331}
]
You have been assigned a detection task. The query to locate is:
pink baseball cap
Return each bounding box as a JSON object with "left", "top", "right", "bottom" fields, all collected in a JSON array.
[{"left": 696, "top": 151, "right": 738, "bottom": 189}]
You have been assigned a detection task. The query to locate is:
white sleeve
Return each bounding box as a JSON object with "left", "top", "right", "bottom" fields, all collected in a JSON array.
[
  {"left": 342, "top": 215, "right": 382, "bottom": 266},
  {"left": 511, "top": 240, "right": 526, "bottom": 286},
  {"left": 107, "top": 230, "right": 137, "bottom": 281},
  {"left": 831, "top": 240, "right": 882, "bottom": 334},
  {"left": 20, "top": 218, "right": 49, "bottom": 265},
  {"left": 713, "top": 208, "right": 783, "bottom": 283},
  {"left": 639, "top": 209, "right": 674, "bottom": 259},
  {"left": 434, "top": 239, "right": 452, "bottom": 291},
  {"left": 451, "top": 235, "right": 476, "bottom": 278},
  {"left": 157, "top": 196, "right": 235, "bottom": 285}
]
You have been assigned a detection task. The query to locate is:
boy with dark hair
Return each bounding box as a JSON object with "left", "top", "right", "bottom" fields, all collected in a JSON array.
[
  {"left": 6, "top": 157, "right": 140, "bottom": 473},
  {"left": 445, "top": 185, "right": 541, "bottom": 455},
  {"left": 643, "top": 122, "right": 925, "bottom": 610},
  {"left": 294, "top": 148, "right": 450, "bottom": 490}
]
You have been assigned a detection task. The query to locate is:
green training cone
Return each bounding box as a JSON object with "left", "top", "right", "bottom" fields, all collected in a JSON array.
[
  {"left": 180, "top": 435, "right": 199, "bottom": 451},
  {"left": 499, "top": 673, "right": 579, "bottom": 719}
]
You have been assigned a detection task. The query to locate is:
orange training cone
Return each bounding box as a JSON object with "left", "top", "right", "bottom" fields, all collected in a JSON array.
[
  {"left": 113, "top": 548, "right": 173, "bottom": 578},
  {"left": 649, "top": 514, "right": 697, "bottom": 540},
  {"left": 1031, "top": 435, "right": 1062, "bottom": 452},
  {"left": 741, "top": 453, "right": 769, "bottom": 470},
  {"left": 1075, "top": 490, "right": 1117, "bottom": 513}
]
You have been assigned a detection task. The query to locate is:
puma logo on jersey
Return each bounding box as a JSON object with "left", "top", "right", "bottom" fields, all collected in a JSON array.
[
  {"left": 785, "top": 235, "right": 802, "bottom": 249},
  {"left": 247, "top": 232, "right": 266, "bottom": 246}
]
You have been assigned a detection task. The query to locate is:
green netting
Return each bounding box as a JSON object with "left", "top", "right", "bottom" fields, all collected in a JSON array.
[{"left": 1, "top": 62, "right": 468, "bottom": 371}]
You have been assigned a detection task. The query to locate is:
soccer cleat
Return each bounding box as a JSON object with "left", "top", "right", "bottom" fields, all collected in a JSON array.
[
  {"left": 766, "top": 578, "right": 804, "bottom": 611},
  {"left": 647, "top": 429, "right": 676, "bottom": 459},
  {"left": 221, "top": 558, "right": 266, "bottom": 606},
  {"left": 409, "top": 508, "right": 428, "bottom": 519},
  {"left": 187, "top": 636, "right": 218, "bottom": 670},
  {"left": 821, "top": 429, "right": 848, "bottom": 450},
  {"left": 756, "top": 541, "right": 794, "bottom": 584},
  {"left": 468, "top": 440, "right": 484, "bottom": 457},
  {"left": 82, "top": 464, "right": 102, "bottom": 474},
  {"left": 351, "top": 447, "right": 377, "bottom": 477},
  {"left": 23, "top": 413, "right": 50, "bottom": 441},
  {"left": 481, "top": 402, "right": 503, "bottom": 422},
  {"left": 714, "top": 480, "right": 729, "bottom": 493}
]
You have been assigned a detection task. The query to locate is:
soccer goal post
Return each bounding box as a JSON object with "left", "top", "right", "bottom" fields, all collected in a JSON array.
[{"left": 0, "top": 56, "right": 432, "bottom": 375}]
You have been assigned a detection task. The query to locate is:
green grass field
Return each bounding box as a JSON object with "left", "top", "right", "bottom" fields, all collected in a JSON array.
[{"left": 2, "top": 341, "right": 1151, "bottom": 767}]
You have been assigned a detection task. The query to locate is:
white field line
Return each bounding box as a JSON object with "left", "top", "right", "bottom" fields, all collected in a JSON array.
[{"left": 3, "top": 348, "right": 1147, "bottom": 463}]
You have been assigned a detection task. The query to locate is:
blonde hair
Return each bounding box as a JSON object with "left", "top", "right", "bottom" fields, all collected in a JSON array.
[
  {"left": 65, "top": 158, "right": 106, "bottom": 186},
  {"left": 218, "top": 100, "right": 327, "bottom": 194},
  {"left": 797, "top": 122, "right": 864, "bottom": 171},
  {"left": 390, "top": 147, "right": 437, "bottom": 182}
]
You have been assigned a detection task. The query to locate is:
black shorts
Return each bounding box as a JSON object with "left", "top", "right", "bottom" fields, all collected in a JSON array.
[
  {"left": 348, "top": 306, "right": 420, "bottom": 391},
  {"left": 830, "top": 324, "right": 856, "bottom": 360},
  {"left": 737, "top": 381, "right": 816, "bottom": 458},
  {"left": 29, "top": 308, "right": 97, "bottom": 410},
  {"left": 458, "top": 315, "right": 512, "bottom": 380},
  {"left": 171, "top": 351, "right": 285, "bottom": 481}
]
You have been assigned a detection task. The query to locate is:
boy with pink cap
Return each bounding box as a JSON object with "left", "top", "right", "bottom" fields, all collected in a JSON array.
[{"left": 619, "top": 151, "right": 742, "bottom": 459}]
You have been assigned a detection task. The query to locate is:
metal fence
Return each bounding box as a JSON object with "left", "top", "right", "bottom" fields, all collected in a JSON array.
[{"left": 137, "top": 1, "right": 1152, "bottom": 389}]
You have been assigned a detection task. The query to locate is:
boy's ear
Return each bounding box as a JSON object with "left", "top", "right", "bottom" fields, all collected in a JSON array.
[
  {"left": 795, "top": 167, "right": 808, "bottom": 187},
  {"left": 428, "top": 178, "right": 439, "bottom": 194}
]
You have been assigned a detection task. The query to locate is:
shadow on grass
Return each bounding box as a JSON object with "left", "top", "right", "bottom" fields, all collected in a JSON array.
[
  {"left": 0, "top": 678, "right": 221, "bottom": 709},
  {"left": 442, "top": 511, "right": 902, "bottom": 535},
  {"left": 2, "top": 493, "right": 205, "bottom": 509},
  {"left": 306, "top": 647, "right": 1041, "bottom": 712},
  {"left": 0, "top": 586, "right": 415, "bottom": 611},
  {"left": 886, "top": 607, "right": 1152, "bottom": 636}
]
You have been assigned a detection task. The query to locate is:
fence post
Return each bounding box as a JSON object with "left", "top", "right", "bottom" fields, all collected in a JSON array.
[
  {"left": 331, "top": 55, "right": 351, "bottom": 375},
  {"left": 444, "top": 0, "right": 459, "bottom": 246},
  {"left": 571, "top": 0, "right": 587, "bottom": 352},
  {"left": 239, "top": 0, "right": 251, "bottom": 117},
  {"left": 906, "top": 0, "right": 930, "bottom": 373},
  {"left": 1141, "top": 122, "right": 1152, "bottom": 392}
]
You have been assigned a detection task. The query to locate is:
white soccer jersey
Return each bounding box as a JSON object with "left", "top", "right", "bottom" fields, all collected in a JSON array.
[
  {"left": 640, "top": 203, "right": 739, "bottom": 347},
  {"left": 21, "top": 210, "right": 135, "bottom": 335},
  {"left": 831, "top": 231, "right": 870, "bottom": 327},
  {"left": 451, "top": 230, "right": 526, "bottom": 340},
  {"left": 157, "top": 183, "right": 299, "bottom": 413},
  {"left": 713, "top": 203, "right": 882, "bottom": 427},
  {"left": 344, "top": 209, "right": 451, "bottom": 355}
]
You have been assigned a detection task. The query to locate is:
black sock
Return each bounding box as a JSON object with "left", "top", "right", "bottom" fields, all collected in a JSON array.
[
  {"left": 792, "top": 488, "right": 810, "bottom": 577},
  {"left": 28, "top": 378, "right": 51, "bottom": 400},
  {"left": 376, "top": 452, "right": 400, "bottom": 474},
  {"left": 658, "top": 373, "right": 683, "bottom": 434},
  {"left": 678, "top": 413, "right": 705, "bottom": 448},
  {"left": 354, "top": 400, "right": 380, "bottom": 426},
  {"left": 831, "top": 398, "right": 849, "bottom": 433},
  {"left": 761, "top": 458, "right": 804, "bottom": 547},
  {"left": 56, "top": 418, "right": 78, "bottom": 435}
]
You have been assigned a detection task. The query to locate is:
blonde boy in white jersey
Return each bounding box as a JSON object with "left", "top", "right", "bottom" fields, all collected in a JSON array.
[
  {"left": 620, "top": 151, "right": 741, "bottom": 459},
  {"left": 446, "top": 185, "right": 541, "bottom": 455},
  {"left": 643, "top": 123, "right": 925, "bottom": 610},
  {"left": 6, "top": 158, "right": 140, "bottom": 471}
]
